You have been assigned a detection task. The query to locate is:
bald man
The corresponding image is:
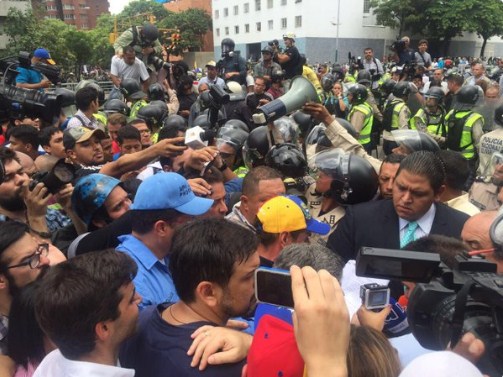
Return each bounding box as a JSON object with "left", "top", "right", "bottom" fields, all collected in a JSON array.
[{"left": 461, "top": 210, "right": 502, "bottom": 272}]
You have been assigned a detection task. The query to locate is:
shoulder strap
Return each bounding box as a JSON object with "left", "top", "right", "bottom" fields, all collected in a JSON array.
[
  {"left": 73, "top": 115, "right": 86, "bottom": 127},
  {"left": 131, "top": 26, "right": 139, "bottom": 47}
]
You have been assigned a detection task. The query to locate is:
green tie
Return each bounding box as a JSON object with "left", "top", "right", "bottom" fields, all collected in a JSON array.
[{"left": 401, "top": 221, "right": 418, "bottom": 248}]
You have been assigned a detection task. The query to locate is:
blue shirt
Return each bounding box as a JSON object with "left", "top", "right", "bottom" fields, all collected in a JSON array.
[
  {"left": 15, "top": 67, "right": 43, "bottom": 85},
  {"left": 116, "top": 234, "right": 179, "bottom": 310}
]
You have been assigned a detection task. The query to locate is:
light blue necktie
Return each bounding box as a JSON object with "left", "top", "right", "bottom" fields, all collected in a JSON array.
[{"left": 400, "top": 221, "right": 418, "bottom": 248}]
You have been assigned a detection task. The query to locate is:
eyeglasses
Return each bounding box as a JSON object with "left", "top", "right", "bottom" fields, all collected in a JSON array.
[{"left": 5, "top": 243, "right": 49, "bottom": 270}]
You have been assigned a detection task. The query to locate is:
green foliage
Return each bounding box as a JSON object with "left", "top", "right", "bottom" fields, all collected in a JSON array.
[
  {"left": 120, "top": 0, "right": 170, "bottom": 22},
  {"left": 159, "top": 8, "right": 212, "bottom": 51}
]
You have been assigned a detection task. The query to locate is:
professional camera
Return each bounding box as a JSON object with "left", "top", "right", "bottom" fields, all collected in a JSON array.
[
  {"left": 355, "top": 246, "right": 502, "bottom": 376},
  {"left": 17, "top": 51, "right": 61, "bottom": 86},
  {"left": 360, "top": 283, "right": 390, "bottom": 310},
  {"left": 147, "top": 55, "right": 172, "bottom": 72},
  {"left": 0, "top": 55, "right": 62, "bottom": 123},
  {"left": 369, "top": 68, "right": 382, "bottom": 82},
  {"left": 391, "top": 39, "right": 407, "bottom": 53},
  {"left": 28, "top": 159, "right": 75, "bottom": 194},
  {"left": 199, "top": 85, "right": 230, "bottom": 128},
  {"left": 268, "top": 39, "right": 280, "bottom": 48}
]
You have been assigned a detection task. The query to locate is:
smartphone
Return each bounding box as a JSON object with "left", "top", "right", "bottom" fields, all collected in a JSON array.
[{"left": 255, "top": 267, "right": 294, "bottom": 308}]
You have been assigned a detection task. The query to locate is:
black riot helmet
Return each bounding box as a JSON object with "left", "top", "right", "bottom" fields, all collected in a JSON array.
[
  {"left": 425, "top": 86, "right": 445, "bottom": 102},
  {"left": 391, "top": 129, "right": 440, "bottom": 153},
  {"left": 392, "top": 81, "right": 411, "bottom": 98},
  {"left": 217, "top": 124, "right": 249, "bottom": 152},
  {"left": 103, "top": 99, "right": 129, "bottom": 116},
  {"left": 222, "top": 119, "right": 249, "bottom": 133},
  {"left": 335, "top": 118, "right": 358, "bottom": 139},
  {"left": 120, "top": 78, "right": 146, "bottom": 100},
  {"left": 348, "top": 84, "right": 368, "bottom": 104},
  {"left": 54, "top": 88, "right": 75, "bottom": 107},
  {"left": 357, "top": 70, "right": 372, "bottom": 85},
  {"left": 242, "top": 126, "right": 273, "bottom": 169},
  {"left": 162, "top": 114, "right": 188, "bottom": 131},
  {"left": 332, "top": 64, "right": 345, "bottom": 82},
  {"left": 192, "top": 114, "right": 211, "bottom": 129},
  {"left": 454, "top": 85, "right": 480, "bottom": 111},
  {"left": 292, "top": 111, "right": 314, "bottom": 136},
  {"left": 321, "top": 73, "right": 335, "bottom": 92},
  {"left": 137, "top": 103, "right": 168, "bottom": 130},
  {"left": 310, "top": 149, "right": 378, "bottom": 205},
  {"left": 75, "top": 79, "right": 105, "bottom": 105},
  {"left": 495, "top": 103, "right": 503, "bottom": 127},
  {"left": 141, "top": 23, "right": 159, "bottom": 43},
  {"left": 261, "top": 45, "right": 274, "bottom": 54},
  {"left": 148, "top": 83, "right": 165, "bottom": 102},
  {"left": 265, "top": 143, "right": 307, "bottom": 178},
  {"left": 381, "top": 79, "right": 396, "bottom": 96},
  {"left": 221, "top": 38, "right": 235, "bottom": 58}
]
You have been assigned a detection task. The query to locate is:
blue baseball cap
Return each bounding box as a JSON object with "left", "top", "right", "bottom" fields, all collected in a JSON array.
[
  {"left": 286, "top": 195, "right": 330, "bottom": 235},
  {"left": 131, "top": 172, "right": 213, "bottom": 215},
  {"left": 33, "top": 48, "right": 56, "bottom": 65}
]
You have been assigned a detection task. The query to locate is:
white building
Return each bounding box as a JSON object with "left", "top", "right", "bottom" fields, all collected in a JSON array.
[
  {"left": 0, "top": 0, "right": 31, "bottom": 49},
  {"left": 212, "top": 0, "right": 503, "bottom": 63}
]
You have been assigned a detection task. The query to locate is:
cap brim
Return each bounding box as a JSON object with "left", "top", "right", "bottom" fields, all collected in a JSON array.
[
  {"left": 306, "top": 219, "right": 330, "bottom": 235},
  {"left": 46, "top": 59, "right": 56, "bottom": 65},
  {"left": 130, "top": 91, "right": 147, "bottom": 100},
  {"left": 175, "top": 196, "right": 214, "bottom": 216}
]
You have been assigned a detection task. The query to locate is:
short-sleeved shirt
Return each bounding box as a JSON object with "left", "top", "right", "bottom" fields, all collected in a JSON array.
[
  {"left": 120, "top": 304, "right": 245, "bottom": 377},
  {"left": 15, "top": 67, "right": 43, "bottom": 85},
  {"left": 198, "top": 75, "right": 226, "bottom": 88},
  {"left": 116, "top": 234, "right": 179, "bottom": 309},
  {"left": 111, "top": 55, "right": 149, "bottom": 83},
  {"left": 280, "top": 46, "right": 302, "bottom": 79}
]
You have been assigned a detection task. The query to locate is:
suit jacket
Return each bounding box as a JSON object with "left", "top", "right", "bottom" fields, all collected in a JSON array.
[{"left": 327, "top": 199, "right": 470, "bottom": 263}]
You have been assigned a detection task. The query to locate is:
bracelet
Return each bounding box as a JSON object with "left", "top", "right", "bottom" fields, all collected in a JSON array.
[{"left": 218, "top": 162, "right": 228, "bottom": 171}]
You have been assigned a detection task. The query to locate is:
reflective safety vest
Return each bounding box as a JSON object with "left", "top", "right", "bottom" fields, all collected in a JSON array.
[
  {"left": 410, "top": 108, "right": 446, "bottom": 136},
  {"left": 349, "top": 101, "right": 373, "bottom": 145},
  {"left": 445, "top": 110, "right": 483, "bottom": 160},
  {"left": 129, "top": 99, "right": 148, "bottom": 120},
  {"left": 95, "top": 111, "right": 107, "bottom": 131},
  {"left": 382, "top": 99, "right": 406, "bottom": 131}
]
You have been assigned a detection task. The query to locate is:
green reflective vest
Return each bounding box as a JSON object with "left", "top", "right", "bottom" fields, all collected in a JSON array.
[
  {"left": 129, "top": 99, "right": 148, "bottom": 120},
  {"left": 410, "top": 108, "right": 446, "bottom": 136},
  {"left": 445, "top": 110, "right": 483, "bottom": 160},
  {"left": 349, "top": 102, "right": 373, "bottom": 145}
]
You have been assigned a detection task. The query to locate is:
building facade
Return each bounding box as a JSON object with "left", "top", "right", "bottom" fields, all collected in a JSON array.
[
  {"left": 0, "top": 0, "right": 31, "bottom": 49},
  {"left": 212, "top": 0, "right": 503, "bottom": 63},
  {"left": 35, "top": 0, "right": 109, "bottom": 29}
]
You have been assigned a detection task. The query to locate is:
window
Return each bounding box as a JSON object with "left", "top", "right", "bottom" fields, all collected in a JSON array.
[
  {"left": 256, "top": 22, "right": 261, "bottom": 31},
  {"left": 215, "top": 9, "right": 219, "bottom": 18},
  {"left": 225, "top": 27, "right": 229, "bottom": 35},
  {"left": 268, "top": 20, "right": 273, "bottom": 30},
  {"left": 234, "top": 5, "right": 239, "bottom": 15},
  {"left": 255, "top": 0, "right": 261, "bottom": 11},
  {"left": 267, "top": 0, "right": 273, "bottom": 8},
  {"left": 244, "top": 3, "right": 249, "bottom": 13},
  {"left": 224, "top": 7, "right": 228, "bottom": 16},
  {"left": 281, "top": 17, "right": 287, "bottom": 29},
  {"left": 281, "top": 0, "right": 287, "bottom": 5},
  {"left": 235, "top": 26, "right": 239, "bottom": 34},
  {"left": 64, "top": 13, "right": 75, "bottom": 19},
  {"left": 63, "top": 4, "right": 74, "bottom": 9},
  {"left": 216, "top": 28, "right": 220, "bottom": 37},
  {"left": 245, "top": 24, "right": 250, "bottom": 33},
  {"left": 363, "top": 0, "right": 371, "bottom": 13},
  {"left": 295, "top": 15, "right": 302, "bottom": 27}
]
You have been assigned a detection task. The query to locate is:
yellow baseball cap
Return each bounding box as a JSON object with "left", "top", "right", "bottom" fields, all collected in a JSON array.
[{"left": 257, "top": 196, "right": 306, "bottom": 233}]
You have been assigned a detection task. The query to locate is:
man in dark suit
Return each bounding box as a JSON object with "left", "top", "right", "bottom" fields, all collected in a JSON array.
[{"left": 328, "top": 151, "right": 470, "bottom": 263}]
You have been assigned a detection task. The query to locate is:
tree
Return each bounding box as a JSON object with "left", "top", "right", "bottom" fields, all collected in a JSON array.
[
  {"left": 120, "top": 0, "right": 170, "bottom": 23},
  {"left": 369, "top": 0, "right": 417, "bottom": 38},
  {"left": 158, "top": 9, "right": 212, "bottom": 51},
  {"left": 466, "top": 0, "right": 503, "bottom": 57},
  {"left": 66, "top": 29, "right": 94, "bottom": 80}
]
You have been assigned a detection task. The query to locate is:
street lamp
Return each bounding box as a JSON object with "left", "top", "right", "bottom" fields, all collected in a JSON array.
[{"left": 331, "top": 0, "right": 341, "bottom": 63}]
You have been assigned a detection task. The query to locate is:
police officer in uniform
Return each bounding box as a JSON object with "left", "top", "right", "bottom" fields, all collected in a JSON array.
[
  {"left": 445, "top": 85, "right": 484, "bottom": 176},
  {"left": 410, "top": 86, "right": 446, "bottom": 145},
  {"left": 347, "top": 84, "right": 374, "bottom": 154},
  {"left": 217, "top": 38, "right": 247, "bottom": 86},
  {"left": 381, "top": 81, "right": 412, "bottom": 155},
  {"left": 274, "top": 33, "right": 303, "bottom": 86}
]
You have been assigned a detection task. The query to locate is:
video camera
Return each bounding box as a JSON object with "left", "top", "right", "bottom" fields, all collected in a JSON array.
[
  {"left": 17, "top": 51, "right": 61, "bottom": 86},
  {"left": 199, "top": 85, "right": 230, "bottom": 128},
  {"left": 391, "top": 39, "right": 407, "bottom": 54},
  {"left": 348, "top": 52, "right": 364, "bottom": 75},
  {"left": 0, "top": 54, "right": 62, "bottom": 123},
  {"left": 147, "top": 55, "right": 172, "bottom": 73},
  {"left": 356, "top": 246, "right": 503, "bottom": 376}
]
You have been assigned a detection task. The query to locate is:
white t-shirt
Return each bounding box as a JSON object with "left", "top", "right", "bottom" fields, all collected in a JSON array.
[{"left": 111, "top": 55, "right": 149, "bottom": 83}]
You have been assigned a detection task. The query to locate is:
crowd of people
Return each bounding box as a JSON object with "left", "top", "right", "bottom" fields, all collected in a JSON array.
[{"left": 0, "top": 24, "right": 502, "bottom": 377}]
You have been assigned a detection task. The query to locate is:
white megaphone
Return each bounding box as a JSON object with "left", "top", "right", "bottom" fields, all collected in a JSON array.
[{"left": 252, "top": 75, "right": 320, "bottom": 125}]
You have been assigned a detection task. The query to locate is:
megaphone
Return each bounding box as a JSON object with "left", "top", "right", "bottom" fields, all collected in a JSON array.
[{"left": 252, "top": 75, "right": 320, "bottom": 125}]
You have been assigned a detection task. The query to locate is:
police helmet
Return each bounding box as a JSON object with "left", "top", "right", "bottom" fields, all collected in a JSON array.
[
  {"left": 381, "top": 79, "right": 396, "bottom": 96},
  {"left": 141, "top": 23, "right": 159, "bottom": 42},
  {"left": 392, "top": 81, "right": 411, "bottom": 98},
  {"left": 332, "top": 64, "right": 345, "bottom": 82},
  {"left": 223, "top": 119, "right": 249, "bottom": 133},
  {"left": 261, "top": 45, "right": 274, "bottom": 54},
  {"left": 292, "top": 111, "right": 314, "bottom": 135},
  {"left": 357, "top": 70, "right": 372, "bottom": 85},
  {"left": 72, "top": 173, "right": 122, "bottom": 226},
  {"left": 335, "top": 118, "right": 358, "bottom": 139},
  {"left": 310, "top": 149, "right": 378, "bottom": 205},
  {"left": 148, "top": 83, "right": 165, "bottom": 102},
  {"left": 495, "top": 103, "right": 503, "bottom": 127},
  {"left": 265, "top": 143, "right": 307, "bottom": 178},
  {"left": 425, "top": 87, "right": 444, "bottom": 102},
  {"left": 163, "top": 114, "right": 188, "bottom": 131},
  {"left": 242, "top": 126, "right": 272, "bottom": 169},
  {"left": 348, "top": 84, "right": 368, "bottom": 104},
  {"left": 103, "top": 99, "right": 129, "bottom": 115},
  {"left": 120, "top": 78, "right": 147, "bottom": 100},
  {"left": 75, "top": 80, "right": 105, "bottom": 105},
  {"left": 192, "top": 114, "right": 211, "bottom": 129},
  {"left": 217, "top": 125, "right": 249, "bottom": 152},
  {"left": 305, "top": 124, "right": 327, "bottom": 146},
  {"left": 221, "top": 38, "right": 235, "bottom": 57},
  {"left": 454, "top": 85, "right": 480, "bottom": 111},
  {"left": 391, "top": 129, "right": 440, "bottom": 153},
  {"left": 137, "top": 103, "right": 168, "bottom": 129},
  {"left": 321, "top": 73, "right": 335, "bottom": 92},
  {"left": 273, "top": 116, "right": 300, "bottom": 144}
]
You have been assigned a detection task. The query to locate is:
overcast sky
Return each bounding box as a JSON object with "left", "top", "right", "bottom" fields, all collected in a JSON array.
[{"left": 109, "top": 0, "right": 134, "bottom": 14}]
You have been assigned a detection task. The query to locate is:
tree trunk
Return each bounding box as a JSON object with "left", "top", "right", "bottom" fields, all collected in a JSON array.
[
  {"left": 442, "top": 39, "right": 452, "bottom": 56},
  {"left": 480, "top": 37, "right": 488, "bottom": 58}
]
